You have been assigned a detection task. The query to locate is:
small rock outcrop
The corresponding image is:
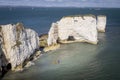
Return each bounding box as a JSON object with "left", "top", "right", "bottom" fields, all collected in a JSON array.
[
  {"left": 39, "top": 34, "right": 48, "bottom": 48},
  {"left": 0, "top": 23, "right": 39, "bottom": 71},
  {"left": 97, "top": 15, "right": 107, "bottom": 32}
]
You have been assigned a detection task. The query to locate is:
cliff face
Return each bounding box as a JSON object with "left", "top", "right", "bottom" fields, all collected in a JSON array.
[
  {"left": 48, "top": 23, "right": 58, "bottom": 46},
  {"left": 48, "top": 15, "right": 99, "bottom": 46},
  {"left": 0, "top": 23, "right": 39, "bottom": 71},
  {"left": 58, "top": 15, "right": 98, "bottom": 44},
  {"left": 97, "top": 15, "right": 107, "bottom": 32}
]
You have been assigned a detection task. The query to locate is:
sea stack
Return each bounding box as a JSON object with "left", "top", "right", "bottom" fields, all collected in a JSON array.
[
  {"left": 0, "top": 23, "right": 39, "bottom": 71},
  {"left": 39, "top": 14, "right": 107, "bottom": 52},
  {"left": 97, "top": 15, "right": 107, "bottom": 32},
  {"left": 47, "top": 15, "right": 98, "bottom": 46}
]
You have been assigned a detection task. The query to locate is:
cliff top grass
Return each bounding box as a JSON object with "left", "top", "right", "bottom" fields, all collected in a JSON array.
[
  {"left": 12, "top": 40, "right": 22, "bottom": 49},
  {"left": 62, "top": 14, "right": 96, "bottom": 19},
  {"left": 15, "top": 40, "right": 22, "bottom": 47},
  {"left": 12, "top": 22, "right": 24, "bottom": 48},
  {"left": 97, "top": 15, "right": 106, "bottom": 17},
  {"left": 16, "top": 22, "right": 24, "bottom": 32}
]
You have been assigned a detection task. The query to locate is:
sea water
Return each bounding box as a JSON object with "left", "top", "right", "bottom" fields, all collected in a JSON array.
[{"left": 1, "top": 7, "right": 120, "bottom": 80}]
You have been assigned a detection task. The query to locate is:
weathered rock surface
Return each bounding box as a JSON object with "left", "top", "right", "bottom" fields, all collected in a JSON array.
[
  {"left": 39, "top": 23, "right": 60, "bottom": 52},
  {"left": 48, "top": 23, "right": 59, "bottom": 46},
  {"left": 97, "top": 15, "right": 107, "bottom": 32},
  {"left": 0, "top": 23, "right": 39, "bottom": 71},
  {"left": 39, "top": 34, "right": 48, "bottom": 48},
  {"left": 48, "top": 15, "right": 98, "bottom": 46}
]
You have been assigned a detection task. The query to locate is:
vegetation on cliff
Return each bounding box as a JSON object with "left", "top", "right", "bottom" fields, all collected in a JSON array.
[{"left": 39, "top": 34, "right": 48, "bottom": 48}]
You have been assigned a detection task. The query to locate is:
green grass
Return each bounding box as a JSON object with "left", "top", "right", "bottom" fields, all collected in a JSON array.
[
  {"left": 97, "top": 15, "right": 106, "bottom": 17},
  {"left": 62, "top": 14, "right": 96, "bottom": 19},
  {"left": 12, "top": 40, "right": 22, "bottom": 49},
  {"left": 12, "top": 23, "right": 25, "bottom": 48}
]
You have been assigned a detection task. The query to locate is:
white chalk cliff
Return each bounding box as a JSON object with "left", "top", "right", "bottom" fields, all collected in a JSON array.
[
  {"left": 0, "top": 23, "right": 39, "bottom": 71},
  {"left": 97, "top": 15, "right": 107, "bottom": 32},
  {"left": 48, "top": 15, "right": 101, "bottom": 46},
  {"left": 48, "top": 23, "right": 59, "bottom": 46}
]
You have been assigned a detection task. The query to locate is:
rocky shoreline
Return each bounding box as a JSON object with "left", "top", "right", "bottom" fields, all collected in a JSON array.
[{"left": 0, "top": 14, "right": 106, "bottom": 78}]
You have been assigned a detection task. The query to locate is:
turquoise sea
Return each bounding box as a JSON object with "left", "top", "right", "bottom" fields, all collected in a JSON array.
[{"left": 1, "top": 7, "right": 120, "bottom": 80}]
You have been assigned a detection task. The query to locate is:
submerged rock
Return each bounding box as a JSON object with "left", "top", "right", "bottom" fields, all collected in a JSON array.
[
  {"left": 97, "top": 15, "right": 107, "bottom": 32},
  {"left": 0, "top": 23, "right": 39, "bottom": 71}
]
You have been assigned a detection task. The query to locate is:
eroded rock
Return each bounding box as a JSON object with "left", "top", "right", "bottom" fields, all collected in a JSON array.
[
  {"left": 39, "top": 34, "right": 48, "bottom": 48},
  {"left": 47, "top": 15, "right": 98, "bottom": 47},
  {"left": 0, "top": 23, "right": 39, "bottom": 71},
  {"left": 97, "top": 15, "right": 107, "bottom": 32},
  {"left": 46, "top": 15, "right": 107, "bottom": 52}
]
